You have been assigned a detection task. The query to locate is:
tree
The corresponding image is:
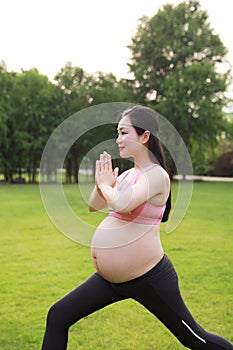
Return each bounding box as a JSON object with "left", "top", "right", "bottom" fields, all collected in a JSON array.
[
  {"left": 88, "top": 72, "right": 136, "bottom": 105},
  {"left": 0, "top": 65, "right": 17, "bottom": 181},
  {"left": 54, "top": 63, "right": 135, "bottom": 183},
  {"left": 0, "top": 68, "right": 62, "bottom": 182},
  {"left": 128, "top": 0, "right": 231, "bottom": 173},
  {"left": 210, "top": 113, "right": 233, "bottom": 176},
  {"left": 54, "top": 62, "right": 91, "bottom": 116},
  {"left": 213, "top": 151, "right": 233, "bottom": 177},
  {"left": 54, "top": 63, "right": 93, "bottom": 183}
]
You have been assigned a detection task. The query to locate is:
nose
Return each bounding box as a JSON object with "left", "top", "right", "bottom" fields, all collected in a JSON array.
[{"left": 116, "top": 135, "right": 121, "bottom": 144}]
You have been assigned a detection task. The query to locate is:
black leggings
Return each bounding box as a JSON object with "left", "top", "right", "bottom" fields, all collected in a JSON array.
[{"left": 41, "top": 255, "right": 233, "bottom": 349}]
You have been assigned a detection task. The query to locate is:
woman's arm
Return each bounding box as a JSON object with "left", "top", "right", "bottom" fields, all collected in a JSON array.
[
  {"left": 98, "top": 167, "right": 169, "bottom": 213},
  {"left": 96, "top": 152, "right": 170, "bottom": 214},
  {"left": 88, "top": 185, "right": 108, "bottom": 212}
]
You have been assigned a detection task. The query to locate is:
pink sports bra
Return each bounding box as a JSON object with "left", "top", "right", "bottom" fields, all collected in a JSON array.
[{"left": 108, "top": 164, "right": 166, "bottom": 225}]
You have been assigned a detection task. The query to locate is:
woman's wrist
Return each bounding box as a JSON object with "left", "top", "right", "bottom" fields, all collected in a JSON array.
[
  {"left": 98, "top": 183, "right": 111, "bottom": 193},
  {"left": 96, "top": 185, "right": 106, "bottom": 200},
  {"left": 98, "top": 183, "right": 119, "bottom": 206}
]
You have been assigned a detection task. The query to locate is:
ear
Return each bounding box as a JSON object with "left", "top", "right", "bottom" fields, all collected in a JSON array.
[{"left": 141, "top": 130, "right": 150, "bottom": 144}]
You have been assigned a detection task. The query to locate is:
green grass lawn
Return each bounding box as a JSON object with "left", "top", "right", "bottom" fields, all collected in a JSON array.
[{"left": 0, "top": 182, "right": 232, "bottom": 349}]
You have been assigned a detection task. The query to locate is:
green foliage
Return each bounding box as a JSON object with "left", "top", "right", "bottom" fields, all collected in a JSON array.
[
  {"left": 128, "top": 0, "right": 230, "bottom": 157},
  {"left": 0, "top": 66, "right": 17, "bottom": 177},
  {"left": 0, "top": 1, "right": 232, "bottom": 181},
  {"left": 0, "top": 64, "right": 134, "bottom": 183},
  {"left": 0, "top": 183, "right": 232, "bottom": 349},
  {"left": 53, "top": 63, "right": 135, "bottom": 183},
  {"left": 0, "top": 68, "right": 63, "bottom": 182},
  {"left": 212, "top": 151, "right": 233, "bottom": 176}
]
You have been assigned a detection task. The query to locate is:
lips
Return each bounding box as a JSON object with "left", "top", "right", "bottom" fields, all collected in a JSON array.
[{"left": 118, "top": 147, "right": 125, "bottom": 151}]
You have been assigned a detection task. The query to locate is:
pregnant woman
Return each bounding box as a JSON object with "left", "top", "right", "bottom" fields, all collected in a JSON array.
[{"left": 41, "top": 105, "right": 233, "bottom": 349}]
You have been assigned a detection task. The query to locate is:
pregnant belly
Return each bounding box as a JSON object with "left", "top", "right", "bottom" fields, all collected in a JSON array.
[{"left": 91, "top": 216, "right": 164, "bottom": 283}]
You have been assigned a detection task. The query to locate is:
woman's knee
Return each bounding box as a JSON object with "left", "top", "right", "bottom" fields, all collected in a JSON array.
[{"left": 46, "top": 300, "right": 68, "bottom": 330}]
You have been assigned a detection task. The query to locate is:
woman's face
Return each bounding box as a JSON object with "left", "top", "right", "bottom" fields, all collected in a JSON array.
[{"left": 116, "top": 116, "right": 145, "bottom": 158}]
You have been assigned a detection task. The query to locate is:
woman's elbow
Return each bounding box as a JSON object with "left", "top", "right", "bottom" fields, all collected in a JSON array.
[{"left": 88, "top": 205, "right": 96, "bottom": 212}]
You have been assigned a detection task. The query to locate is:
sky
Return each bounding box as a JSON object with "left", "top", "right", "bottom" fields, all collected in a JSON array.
[{"left": 1, "top": 0, "right": 232, "bottom": 87}]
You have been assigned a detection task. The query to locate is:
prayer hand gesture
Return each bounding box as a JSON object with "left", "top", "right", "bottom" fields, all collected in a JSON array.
[{"left": 95, "top": 152, "right": 119, "bottom": 188}]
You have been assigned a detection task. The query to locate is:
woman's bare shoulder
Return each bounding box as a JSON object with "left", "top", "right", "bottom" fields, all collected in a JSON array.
[{"left": 148, "top": 164, "right": 170, "bottom": 186}]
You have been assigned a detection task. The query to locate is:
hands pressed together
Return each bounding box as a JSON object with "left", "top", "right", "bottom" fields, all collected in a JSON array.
[{"left": 95, "top": 151, "right": 119, "bottom": 189}]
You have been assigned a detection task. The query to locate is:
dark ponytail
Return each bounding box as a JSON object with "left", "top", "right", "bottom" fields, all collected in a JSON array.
[
  {"left": 148, "top": 133, "right": 171, "bottom": 222},
  {"left": 121, "top": 105, "right": 171, "bottom": 222}
]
